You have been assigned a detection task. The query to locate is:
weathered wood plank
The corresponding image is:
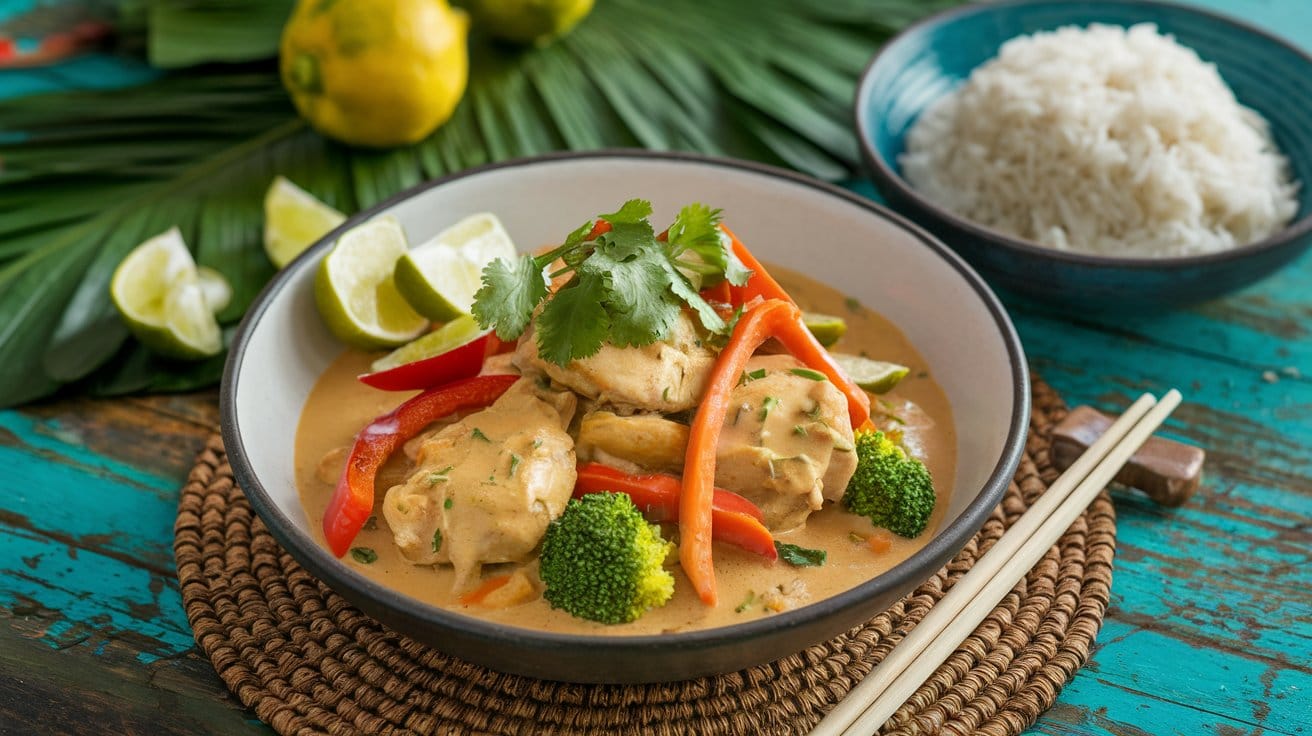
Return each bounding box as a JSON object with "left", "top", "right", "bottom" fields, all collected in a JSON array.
[{"left": 1, "top": 609, "right": 269, "bottom": 735}]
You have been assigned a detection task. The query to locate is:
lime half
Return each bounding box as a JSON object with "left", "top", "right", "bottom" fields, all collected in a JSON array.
[
  {"left": 315, "top": 216, "right": 429, "bottom": 350},
  {"left": 197, "top": 266, "right": 232, "bottom": 313},
  {"left": 832, "top": 354, "right": 910, "bottom": 394},
  {"left": 110, "top": 228, "right": 223, "bottom": 360},
  {"left": 803, "top": 311, "right": 847, "bottom": 347},
  {"left": 264, "top": 176, "right": 347, "bottom": 268},
  {"left": 394, "top": 213, "right": 518, "bottom": 321}
]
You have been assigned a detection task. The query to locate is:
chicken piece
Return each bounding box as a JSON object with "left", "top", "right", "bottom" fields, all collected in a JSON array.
[
  {"left": 576, "top": 410, "right": 690, "bottom": 475},
  {"left": 567, "top": 355, "right": 857, "bottom": 531},
  {"left": 513, "top": 311, "right": 716, "bottom": 413},
  {"left": 383, "top": 379, "right": 578, "bottom": 588},
  {"left": 717, "top": 355, "right": 858, "bottom": 530}
]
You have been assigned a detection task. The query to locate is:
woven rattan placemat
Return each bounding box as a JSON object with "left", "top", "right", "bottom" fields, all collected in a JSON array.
[{"left": 174, "top": 376, "right": 1115, "bottom": 735}]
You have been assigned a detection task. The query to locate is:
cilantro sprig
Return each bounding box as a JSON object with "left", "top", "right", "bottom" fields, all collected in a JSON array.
[{"left": 471, "top": 199, "right": 752, "bottom": 365}]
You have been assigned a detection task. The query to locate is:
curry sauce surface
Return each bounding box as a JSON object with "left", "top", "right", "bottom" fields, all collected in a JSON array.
[{"left": 295, "top": 266, "right": 956, "bottom": 634}]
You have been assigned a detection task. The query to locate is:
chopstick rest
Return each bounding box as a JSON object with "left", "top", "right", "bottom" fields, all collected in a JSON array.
[{"left": 1052, "top": 404, "right": 1204, "bottom": 507}]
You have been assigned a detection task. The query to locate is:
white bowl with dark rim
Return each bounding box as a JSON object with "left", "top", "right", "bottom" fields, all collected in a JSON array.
[{"left": 221, "top": 150, "right": 1029, "bottom": 684}]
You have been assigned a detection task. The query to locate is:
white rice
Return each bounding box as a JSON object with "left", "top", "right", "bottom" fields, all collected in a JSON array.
[{"left": 899, "top": 23, "right": 1299, "bottom": 257}]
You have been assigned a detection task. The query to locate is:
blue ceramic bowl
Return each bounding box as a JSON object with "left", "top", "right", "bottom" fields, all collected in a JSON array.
[{"left": 855, "top": 0, "right": 1312, "bottom": 308}]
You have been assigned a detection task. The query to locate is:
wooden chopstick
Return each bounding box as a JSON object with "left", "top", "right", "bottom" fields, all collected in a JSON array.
[{"left": 813, "top": 389, "right": 1183, "bottom": 736}]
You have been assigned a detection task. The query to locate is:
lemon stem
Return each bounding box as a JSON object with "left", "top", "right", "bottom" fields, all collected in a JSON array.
[{"left": 290, "top": 54, "right": 322, "bottom": 93}]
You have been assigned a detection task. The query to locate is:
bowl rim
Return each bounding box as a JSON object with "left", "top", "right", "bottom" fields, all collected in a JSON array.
[
  {"left": 854, "top": 0, "right": 1312, "bottom": 271},
  {"left": 220, "top": 148, "right": 1030, "bottom": 667}
]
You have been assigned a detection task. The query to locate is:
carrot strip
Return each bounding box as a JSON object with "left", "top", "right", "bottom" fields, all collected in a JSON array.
[
  {"left": 682, "top": 299, "right": 801, "bottom": 605},
  {"left": 717, "top": 224, "right": 870, "bottom": 427},
  {"left": 721, "top": 224, "right": 794, "bottom": 305},
  {"left": 459, "top": 574, "right": 513, "bottom": 606}
]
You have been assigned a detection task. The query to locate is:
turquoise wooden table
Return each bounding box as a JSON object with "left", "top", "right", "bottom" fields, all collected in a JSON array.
[{"left": 2, "top": 1, "right": 1309, "bottom": 733}]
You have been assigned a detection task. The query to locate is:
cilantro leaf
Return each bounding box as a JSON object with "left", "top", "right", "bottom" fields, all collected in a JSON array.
[
  {"left": 666, "top": 203, "right": 753, "bottom": 287},
  {"left": 472, "top": 255, "right": 548, "bottom": 341},
  {"left": 774, "top": 542, "right": 827, "bottom": 567},
  {"left": 535, "top": 272, "right": 611, "bottom": 365},
  {"left": 664, "top": 259, "right": 727, "bottom": 335},
  {"left": 471, "top": 199, "right": 747, "bottom": 366},
  {"left": 599, "top": 199, "right": 653, "bottom": 224}
]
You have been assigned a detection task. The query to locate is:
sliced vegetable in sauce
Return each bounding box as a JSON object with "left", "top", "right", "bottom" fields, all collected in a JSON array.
[{"left": 351, "top": 547, "right": 378, "bottom": 564}]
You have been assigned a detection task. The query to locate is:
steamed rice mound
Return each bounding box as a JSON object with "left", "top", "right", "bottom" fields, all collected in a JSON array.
[{"left": 900, "top": 23, "right": 1299, "bottom": 257}]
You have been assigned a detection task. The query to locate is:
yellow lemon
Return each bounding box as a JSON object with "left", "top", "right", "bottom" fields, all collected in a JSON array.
[
  {"left": 280, "top": 0, "right": 470, "bottom": 148},
  {"left": 467, "top": 0, "right": 594, "bottom": 45}
]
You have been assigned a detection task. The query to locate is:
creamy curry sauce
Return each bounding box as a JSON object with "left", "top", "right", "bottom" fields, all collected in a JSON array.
[{"left": 295, "top": 266, "right": 957, "bottom": 635}]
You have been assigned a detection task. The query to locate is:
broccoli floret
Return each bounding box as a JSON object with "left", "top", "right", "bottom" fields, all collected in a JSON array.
[
  {"left": 842, "top": 429, "right": 935, "bottom": 538},
  {"left": 539, "top": 492, "right": 675, "bottom": 624}
]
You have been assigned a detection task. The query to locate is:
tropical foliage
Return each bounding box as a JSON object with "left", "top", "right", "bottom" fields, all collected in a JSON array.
[{"left": 0, "top": 0, "right": 960, "bottom": 407}]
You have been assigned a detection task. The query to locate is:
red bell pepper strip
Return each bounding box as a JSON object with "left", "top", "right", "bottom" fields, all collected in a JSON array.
[
  {"left": 574, "top": 463, "right": 777, "bottom": 561},
  {"left": 323, "top": 374, "right": 519, "bottom": 557},
  {"left": 358, "top": 330, "right": 494, "bottom": 392}
]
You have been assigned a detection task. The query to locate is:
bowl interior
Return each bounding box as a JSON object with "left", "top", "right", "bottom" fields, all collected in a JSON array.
[
  {"left": 858, "top": 0, "right": 1312, "bottom": 229},
  {"left": 224, "top": 152, "right": 1027, "bottom": 678}
]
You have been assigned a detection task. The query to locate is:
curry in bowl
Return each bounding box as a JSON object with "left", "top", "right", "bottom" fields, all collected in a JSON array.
[{"left": 294, "top": 200, "right": 955, "bottom": 634}]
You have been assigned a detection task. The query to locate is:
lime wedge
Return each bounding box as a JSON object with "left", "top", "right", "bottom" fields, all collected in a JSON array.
[
  {"left": 803, "top": 311, "right": 847, "bottom": 347},
  {"left": 264, "top": 175, "right": 347, "bottom": 268},
  {"left": 370, "top": 314, "right": 487, "bottom": 373},
  {"left": 315, "top": 216, "right": 429, "bottom": 349},
  {"left": 394, "top": 213, "right": 518, "bottom": 321},
  {"left": 110, "top": 228, "right": 223, "bottom": 360},
  {"left": 832, "top": 354, "right": 910, "bottom": 394},
  {"left": 196, "top": 266, "right": 232, "bottom": 313}
]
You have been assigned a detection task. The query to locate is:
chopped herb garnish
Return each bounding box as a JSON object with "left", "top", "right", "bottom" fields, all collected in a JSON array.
[
  {"left": 774, "top": 542, "right": 827, "bottom": 567},
  {"left": 845, "top": 296, "right": 863, "bottom": 313},
  {"left": 732, "top": 404, "right": 748, "bottom": 426},
  {"left": 362, "top": 516, "right": 379, "bottom": 531},
  {"left": 760, "top": 395, "right": 780, "bottom": 421},
  {"left": 793, "top": 424, "right": 808, "bottom": 437},
  {"left": 848, "top": 531, "right": 866, "bottom": 544},
  {"left": 740, "top": 368, "right": 768, "bottom": 385},
  {"left": 789, "top": 368, "right": 827, "bottom": 381},
  {"left": 350, "top": 547, "right": 378, "bottom": 564},
  {"left": 532, "top": 438, "right": 543, "bottom": 450},
  {"left": 805, "top": 402, "right": 823, "bottom": 420},
  {"left": 509, "top": 453, "right": 522, "bottom": 476},
  {"left": 471, "top": 199, "right": 751, "bottom": 365},
  {"left": 917, "top": 371, "right": 929, "bottom": 379},
  {"left": 432, "top": 529, "right": 443, "bottom": 553},
  {"left": 735, "top": 591, "right": 757, "bottom": 613},
  {"left": 444, "top": 498, "right": 453, "bottom": 510},
  {"left": 427, "top": 465, "right": 455, "bottom": 485},
  {"left": 471, "top": 428, "right": 490, "bottom": 442},
  {"left": 662, "top": 386, "right": 671, "bottom": 402}
]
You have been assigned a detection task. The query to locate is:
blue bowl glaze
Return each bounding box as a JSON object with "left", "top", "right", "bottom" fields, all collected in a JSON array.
[{"left": 855, "top": 0, "right": 1312, "bottom": 308}]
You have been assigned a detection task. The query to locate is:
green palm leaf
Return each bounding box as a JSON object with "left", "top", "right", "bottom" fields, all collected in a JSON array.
[{"left": 0, "top": 0, "right": 961, "bottom": 408}]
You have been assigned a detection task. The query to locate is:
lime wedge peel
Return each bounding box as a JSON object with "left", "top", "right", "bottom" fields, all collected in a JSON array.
[
  {"left": 315, "top": 216, "right": 429, "bottom": 350},
  {"left": 393, "top": 213, "right": 518, "bottom": 321},
  {"left": 803, "top": 311, "right": 847, "bottom": 347},
  {"left": 110, "top": 227, "right": 224, "bottom": 360},
  {"left": 264, "top": 176, "right": 347, "bottom": 269},
  {"left": 831, "top": 354, "right": 910, "bottom": 394},
  {"left": 371, "top": 314, "right": 487, "bottom": 373}
]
